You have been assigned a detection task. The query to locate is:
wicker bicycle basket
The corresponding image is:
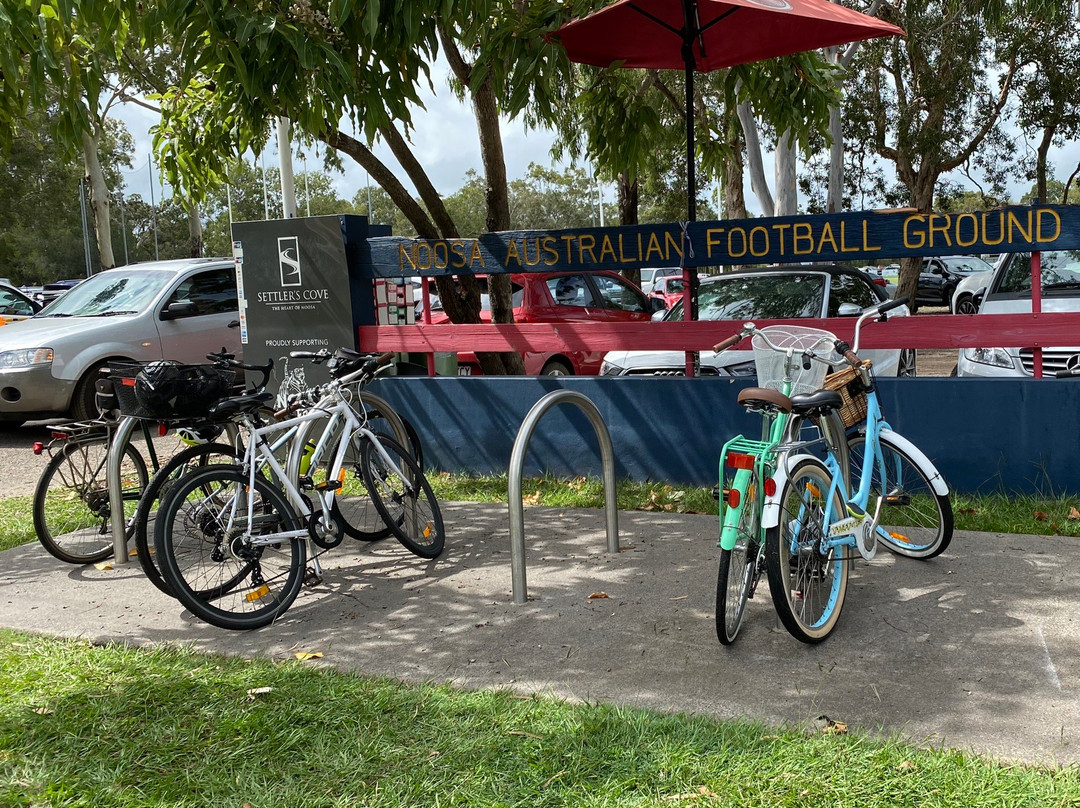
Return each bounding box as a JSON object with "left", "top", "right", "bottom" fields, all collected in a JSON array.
[
  {"left": 823, "top": 361, "right": 872, "bottom": 428},
  {"left": 750, "top": 325, "right": 841, "bottom": 396}
]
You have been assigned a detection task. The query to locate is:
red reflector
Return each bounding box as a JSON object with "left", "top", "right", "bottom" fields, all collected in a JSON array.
[
  {"left": 121, "top": 377, "right": 136, "bottom": 387},
  {"left": 727, "top": 487, "right": 740, "bottom": 509},
  {"left": 32, "top": 441, "right": 44, "bottom": 455},
  {"left": 158, "top": 423, "right": 168, "bottom": 437},
  {"left": 764, "top": 477, "right": 777, "bottom": 497},
  {"left": 50, "top": 431, "right": 67, "bottom": 440},
  {"left": 725, "top": 452, "right": 756, "bottom": 470}
]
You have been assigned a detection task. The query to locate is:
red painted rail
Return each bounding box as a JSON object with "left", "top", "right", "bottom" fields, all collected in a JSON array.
[{"left": 359, "top": 312, "right": 1080, "bottom": 355}]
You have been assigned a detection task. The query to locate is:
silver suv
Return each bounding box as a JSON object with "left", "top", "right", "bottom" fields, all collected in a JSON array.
[
  {"left": 956, "top": 249, "right": 1080, "bottom": 377},
  {"left": 0, "top": 258, "right": 241, "bottom": 425}
]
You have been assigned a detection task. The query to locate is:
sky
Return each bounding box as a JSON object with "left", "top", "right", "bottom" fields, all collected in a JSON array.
[{"left": 113, "top": 61, "right": 1080, "bottom": 225}]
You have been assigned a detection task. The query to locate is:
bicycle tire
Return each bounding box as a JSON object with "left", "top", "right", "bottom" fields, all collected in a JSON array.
[
  {"left": 715, "top": 468, "right": 761, "bottom": 645},
  {"left": 154, "top": 464, "right": 305, "bottom": 630},
  {"left": 33, "top": 436, "right": 149, "bottom": 565},
  {"left": 847, "top": 433, "right": 953, "bottom": 559},
  {"left": 764, "top": 457, "right": 849, "bottom": 643},
  {"left": 133, "top": 441, "right": 240, "bottom": 596},
  {"left": 361, "top": 435, "right": 445, "bottom": 559}
]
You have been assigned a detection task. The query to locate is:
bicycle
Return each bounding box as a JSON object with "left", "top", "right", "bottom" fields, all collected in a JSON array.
[
  {"left": 153, "top": 348, "right": 445, "bottom": 630},
  {"left": 714, "top": 296, "right": 952, "bottom": 644},
  {"left": 711, "top": 322, "right": 842, "bottom": 644}
]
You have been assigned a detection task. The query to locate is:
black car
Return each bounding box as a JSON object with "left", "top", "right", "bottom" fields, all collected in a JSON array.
[{"left": 915, "top": 256, "right": 994, "bottom": 310}]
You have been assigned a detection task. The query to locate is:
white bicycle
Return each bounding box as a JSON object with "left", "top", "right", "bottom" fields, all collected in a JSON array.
[{"left": 153, "top": 349, "right": 444, "bottom": 630}]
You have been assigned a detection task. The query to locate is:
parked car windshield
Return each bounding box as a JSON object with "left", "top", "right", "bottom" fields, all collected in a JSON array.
[
  {"left": 939, "top": 256, "right": 994, "bottom": 274},
  {"left": 666, "top": 273, "right": 826, "bottom": 321},
  {"left": 37, "top": 270, "right": 171, "bottom": 317},
  {"left": 996, "top": 250, "right": 1080, "bottom": 294}
]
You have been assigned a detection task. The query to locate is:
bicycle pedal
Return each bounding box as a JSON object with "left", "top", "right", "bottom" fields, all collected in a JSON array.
[
  {"left": 303, "top": 567, "right": 322, "bottom": 587},
  {"left": 313, "top": 480, "right": 342, "bottom": 492},
  {"left": 299, "top": 476, "right": 315, "bottom": 491}
]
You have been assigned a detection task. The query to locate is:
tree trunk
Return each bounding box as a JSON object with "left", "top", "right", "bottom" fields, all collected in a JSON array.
[
  {"left": 324, "top": 128, "right": 485, "bottom": 334},
  {"left": 827, "top": 105, "right": 844, "bottom": 213},
  {"left": 737, "top": 100, "right": 776, "bottom": 216},
  {"left": 1036, "top": 124, "right": 1055, "bottom": 203},
  {"left": 774, "top": 131, "right": 798, "bottom": 216},
  {"left": 618, "top": 172, "right": 640, "bottom": 287},
  {"left": 469, "top": 71, "right": 526, "bottom": 375},
  {"left": 81, "top": 129, "right": 115, "bottom": 270},
  {"left": 185, "top": 200, "right": 203, "bottom": 258},
  {"left": 722, "top": 110, "right": 746, "bottom": 220},
  {"left": 896, "top": 181, "right": 936, "bottom": 306}
]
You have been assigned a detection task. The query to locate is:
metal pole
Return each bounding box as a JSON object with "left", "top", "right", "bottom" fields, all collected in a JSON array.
[
  {"left": 226, "top": 183, "right": 234, "bottom": 227},
  {"left": 366, "top": 172, "right": 374, "bottom": 223},
  {"left": 302, "top": 154, "right": 311, "bottom": 217},
  {"left": 118, "top": 190, "right": 129, "bottom": 265},
  {"left": 79, "top": 178, "right": 93, "bottom": 276},
  {"left": 508, "top": 390, "right": 619, "bottom": 604},
  {"left": 108, "top": 416, "right": 140, "bottom": 564},
  {"left": 261, "top": 152, "right": 270, "bottom": 220},
  {"left": 148, "top": 154, "right": 159, "bottom": 261},
  {"left": 277, "top": 117, "right": 297, "bottom": 218}
]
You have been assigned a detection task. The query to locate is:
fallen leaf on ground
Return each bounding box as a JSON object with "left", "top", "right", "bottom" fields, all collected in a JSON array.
[
  {"left": 1068, "top": 507, "right": 1080, "bottom": 520},
  {"left": 1034, "top": 510, "right": 1050, "bottom": 521},
  {"left": 897, "top": 761, "right": 916, "bottom": 770},
  {"left": 294, "top": 652, "right": 324, "bottom": 661},
  {"left": 246, "top": 687, "right": 273, "bottom": 699},
  {"left": 31, "top": 707, "right": 52, "bottom": 715},
  {"left": 522, "top": 493, "right": 541, "bottom": 505},
  {"left": 508, "top": 730, "right": 543, "bottom": 739},
  {"left": 588, "top": 591, "right": 609, "bottom": 600}
]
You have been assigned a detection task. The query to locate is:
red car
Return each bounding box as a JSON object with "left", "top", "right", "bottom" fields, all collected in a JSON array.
[
  {"left": 648, "top": 275, "right": 686, "bottom": 309},
  {"left": 428, "top": 271, "right": 660, "bottom": 375}
]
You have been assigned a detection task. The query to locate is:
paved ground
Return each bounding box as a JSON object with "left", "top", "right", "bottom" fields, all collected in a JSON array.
[{"left": 1, "top": 502, "right": 1076, "bottom": 768}]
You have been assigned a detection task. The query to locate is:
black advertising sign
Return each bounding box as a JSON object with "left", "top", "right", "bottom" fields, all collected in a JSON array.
[
  {"left": 365, "top": 204, "right": 1080, "bottom": 277},
  {"left": 232, "top": 216, "right": 357, "bottom": 369}
]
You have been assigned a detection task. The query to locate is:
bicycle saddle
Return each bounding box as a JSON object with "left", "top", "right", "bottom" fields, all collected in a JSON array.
[
  {"left": 736, "top": 387, "right": 793, "bottom": 413},
  {"left": 207, "top": 391, "right": 274, "bottom": 419},
  {"left": 789, "top": 389, "right": 844, "bottom": 416}
]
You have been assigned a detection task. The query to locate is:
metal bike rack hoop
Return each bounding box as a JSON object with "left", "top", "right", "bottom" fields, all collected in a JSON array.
[
  {"left": 108, "top": 415, "right": 140, "bottom": 564},
  {"left": 508, "top": 389, "right": 619, "bottom": 604}
]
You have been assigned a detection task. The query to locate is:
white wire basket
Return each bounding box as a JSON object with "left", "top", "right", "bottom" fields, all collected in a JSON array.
[{"left": 750, "top": 325, "right": 840, "bottom": 395}]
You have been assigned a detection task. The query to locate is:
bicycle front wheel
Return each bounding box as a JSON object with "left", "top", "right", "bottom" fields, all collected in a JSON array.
[
  {"left": 154, "top": 464, "right": 305, "bottom": 630},
  {"left": 133, "top": 441, "right": 240, "bottom": 596},
  {"left": 848, "top": 432, "right": 953, "bottom": 559},
  {"left": 33, "top": 436, "right": 149, "bottom": 565},
  {"left": 765, "top": 457, "right": 849, "bottom": 644},
  {"left": 361, "top": 436, "right": 445, "bottom": 559},
  {"left": 715, "top": 468, "right": 761, "bottom": 645}
]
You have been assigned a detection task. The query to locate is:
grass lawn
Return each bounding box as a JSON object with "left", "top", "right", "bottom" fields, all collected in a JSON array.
[{"left": 1, "top": 630, "right": 1078, "bottom": 807}]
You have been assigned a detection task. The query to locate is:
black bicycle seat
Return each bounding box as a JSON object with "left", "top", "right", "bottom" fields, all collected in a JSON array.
[{"left": 207, "top": 391, "right": 274, "bottom": 419}]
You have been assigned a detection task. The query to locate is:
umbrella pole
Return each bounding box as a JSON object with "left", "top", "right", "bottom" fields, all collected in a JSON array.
[{"left": 682, "top": 39, "right": 699, "bottom": 377}]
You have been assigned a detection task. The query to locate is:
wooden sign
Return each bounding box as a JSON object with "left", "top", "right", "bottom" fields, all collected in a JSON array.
[{"left": 365, "top": 204, "right": 1080, "bottom": 278}]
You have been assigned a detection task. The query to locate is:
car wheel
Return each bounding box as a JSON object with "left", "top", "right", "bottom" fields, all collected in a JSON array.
[
  {"left": 949, "top": 363, "right": 959, "bottom": 377},
  {"left": 954, "top": 295, "right": 978, "bottom": 315},
  {"left": 71, "top": 362, "right": 110, "bottom": 421},
  {"left": 540, "top": 359, "right": 573, "bottom": 377},
  {"left": 897, "top": 349, "right": 917, "bottom": 377}
]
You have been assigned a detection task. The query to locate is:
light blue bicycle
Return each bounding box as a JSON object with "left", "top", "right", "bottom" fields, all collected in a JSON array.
[{"left": 763, "top": 296, "right": 953, "bottom": 642}]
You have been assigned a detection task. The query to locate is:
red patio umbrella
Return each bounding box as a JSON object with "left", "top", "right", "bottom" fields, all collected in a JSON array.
[{"left": 550, "top": 0, "right": 903, "bottom": 373}]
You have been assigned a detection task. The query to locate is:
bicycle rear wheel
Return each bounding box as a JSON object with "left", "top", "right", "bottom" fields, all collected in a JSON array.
[
  {"left": 154, "top": 464, "right": 305, "bottom": 630},
  {"left": 361, "top": 436, "right": 445, "bottom": 559},
  {"left": 764, "top": 457, "right": 849, "bottom": 643},
  {"left": 848, "top": 432, "right": 953, "bottom": 559},
  {"left": 33, "top": 436, "right": 148, "bottom": 565},
  {"left": 715, "top": 468, "right": 762, "bottom": 645},
  {"left": 133, "top": 441, "right": 240, "bottom": 596}
]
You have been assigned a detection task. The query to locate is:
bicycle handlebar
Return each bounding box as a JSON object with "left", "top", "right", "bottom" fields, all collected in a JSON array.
[
  {"left": 712, "top": 333, "right": 744, "bottom": 352},
  {"left": 205, "top": 348, "right": 274, "bottom": 392}
]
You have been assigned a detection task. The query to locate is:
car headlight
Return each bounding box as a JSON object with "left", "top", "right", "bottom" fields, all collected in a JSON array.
[
  {"left": 600, "top": 360, "right": 623, "bottom": 376},
  {"left": 0, "top": 348, "right": 53, "bottom": 369},
  {"left": 963, "top": 347, "right": 1013, "bottom": 369}
]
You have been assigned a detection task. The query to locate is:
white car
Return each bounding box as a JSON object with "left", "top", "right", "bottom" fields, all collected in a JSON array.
[
  {"left": 600, "top": 264, "right": 914, "bottom": 378},
  {"left": 956, "top": 249, "right": 1080, "bottom": 377}
]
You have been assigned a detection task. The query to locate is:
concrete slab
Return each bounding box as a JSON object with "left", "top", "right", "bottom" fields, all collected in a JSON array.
[{"left": 0, "top": 503, "right": 1076, "bottom": 767}]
